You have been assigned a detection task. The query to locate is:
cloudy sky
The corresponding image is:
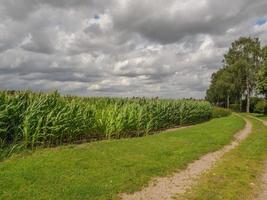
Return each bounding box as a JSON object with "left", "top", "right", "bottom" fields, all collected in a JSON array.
[{"left": 0, "top": 0, "right": 267, "bottom": 98}]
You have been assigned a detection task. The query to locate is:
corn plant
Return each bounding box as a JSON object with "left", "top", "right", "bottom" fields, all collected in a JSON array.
[{"left": 0, "top": 90, "right": 212, "bottom": 159}]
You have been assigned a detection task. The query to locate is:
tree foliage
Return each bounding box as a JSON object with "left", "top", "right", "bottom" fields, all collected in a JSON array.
[
  {"left": 206, "top": 37, "right": 265, "bottom": 112},
  {"left": 257, "top": 46, "right": 267, "bottom": 98}
]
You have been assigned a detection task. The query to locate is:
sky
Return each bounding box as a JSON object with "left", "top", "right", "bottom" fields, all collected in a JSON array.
[{"left": 0, "top": 0, "right": 267, "bottom": 98}]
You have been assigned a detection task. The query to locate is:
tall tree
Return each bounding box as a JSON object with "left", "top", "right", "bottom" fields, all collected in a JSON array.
[
  {"left": 206, "top": 68, "right": 235, "bottom": 108},
  {"left": 256, "top": 46, "right": 267, "bottom": 98},
  {"left": 223, "top": 37, "right": 263, "bottom": 112}
]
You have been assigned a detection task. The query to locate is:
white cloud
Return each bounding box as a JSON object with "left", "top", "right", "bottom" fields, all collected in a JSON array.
[{"left": 0, "top": 0, "right": 267, "bottom": 98}]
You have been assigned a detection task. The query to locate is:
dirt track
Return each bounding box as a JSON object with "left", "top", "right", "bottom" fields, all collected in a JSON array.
[{"left": 121, "top": 117, "right": 252, "bottom": 200}]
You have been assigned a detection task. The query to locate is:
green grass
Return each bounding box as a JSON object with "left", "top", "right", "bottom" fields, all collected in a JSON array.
[
  {"left": 178, "top": 114, "right": 267, "bottom": 200},
  {"left": 250, "top": 113, "right": 267, "bottom": 121},
  {"left": 257, "top": 115, "right": 267, "bottom": 121},
  {"left": 0, "top": 115, "right": 244, "bottom": 200}
]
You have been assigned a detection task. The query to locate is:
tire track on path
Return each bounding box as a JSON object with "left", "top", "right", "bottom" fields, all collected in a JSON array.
[{"left": 121, "top": 116, "right": 252, "bottom": 200}]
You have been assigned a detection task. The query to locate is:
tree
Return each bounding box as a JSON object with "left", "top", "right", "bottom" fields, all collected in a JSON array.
[
  {"left": 206, "top": 70, "right": 225, "bottom": 106},
  {"left": 218, "top": 69, "right": 235, "bottom": 108},
  {"left": 206, "top": 68, "right": 235, "bottom": 108},
  {"left": 223, "top": 37, "right": 263, "bottom": 112},
  {"left": 257, "top": 46, "right": 267, "bottom": 98}
]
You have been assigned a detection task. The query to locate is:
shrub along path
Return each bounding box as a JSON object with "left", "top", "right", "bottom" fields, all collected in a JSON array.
[
  {"left": 121, "top": 115, "right": 252, "bottom": 200},
  {"left": 0, "top": 115, "right": 244, "bottom": 200}
]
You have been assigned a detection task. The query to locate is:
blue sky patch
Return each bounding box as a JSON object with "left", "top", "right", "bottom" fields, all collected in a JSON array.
[
  {"left": 94, "top": 14, "right": 100, "bottom": 20},
  {"left": 255, "top": 18, "right": 267, "bottom": 26}
]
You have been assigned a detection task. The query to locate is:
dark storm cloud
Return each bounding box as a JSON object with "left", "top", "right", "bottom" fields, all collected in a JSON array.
[
  {"left": 0, "top": 0, "right": 267, "bottom": 98},
  {"left": 112, "top": 0, "right": 267, "bottom": 44},
  {"left": 0, "top": 0, "right": 110, "bottom": 20}
]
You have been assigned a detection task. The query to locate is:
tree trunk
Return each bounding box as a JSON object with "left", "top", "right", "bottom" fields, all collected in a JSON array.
[
  {"left": 246, "top": 93, "right": 250, "bottom": 113},
  {"left": 265, "top": 94, "right": 267, "bottom": 115},
  {"left": 240, "top": 94, "right": 242, "bottom": 112},
  {"left": 246, "top": 77, "right": 250, "bottom": 113},
  {"left": 226, "top": 94, "right": 230, "bottom": 109}
]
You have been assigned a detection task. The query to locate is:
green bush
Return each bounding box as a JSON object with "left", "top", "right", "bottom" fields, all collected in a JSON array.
[
  {"left": 250, "top": 97, "right": 262, "bottom": 113},
  {"left": 212, "top": 107, "right": 232, "bottom": 118},
  {"left": 0, "top": 91, "right": 213, "bottom": 156},
  {"left": 255, "top": 99, "right": 267, "bottom": 114},
  {"left": 229, "top": 104, "right": 240, "bottom": 112}
]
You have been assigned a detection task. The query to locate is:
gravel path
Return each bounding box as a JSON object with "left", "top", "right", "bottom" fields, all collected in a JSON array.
[{"left": 121, "top": 117, "right": 252, "bottom": 200}]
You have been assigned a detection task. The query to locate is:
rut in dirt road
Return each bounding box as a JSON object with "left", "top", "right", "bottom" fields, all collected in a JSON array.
[{"left": 121, "top": 117, "right": 252, "bottom": 200}]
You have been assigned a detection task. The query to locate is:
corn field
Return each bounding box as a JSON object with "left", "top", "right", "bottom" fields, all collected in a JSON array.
[{"left": 0, "top": 90, "right": 212, "bottom": 157}]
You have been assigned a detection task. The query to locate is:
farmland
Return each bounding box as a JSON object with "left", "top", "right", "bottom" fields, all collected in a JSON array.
[
  {"left": 0, "top": 91, "right": 212, "bottom": 160},
  {"left": 0, "top": 114, "right": 244, "bottom": 200},
  {"left": 0, "top": 91, "right": 266, "bottom": 200}
]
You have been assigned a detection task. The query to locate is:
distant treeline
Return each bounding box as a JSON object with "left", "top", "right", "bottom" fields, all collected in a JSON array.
[{"left": 206, "top": 37, "right": 267, "bottom": 114}]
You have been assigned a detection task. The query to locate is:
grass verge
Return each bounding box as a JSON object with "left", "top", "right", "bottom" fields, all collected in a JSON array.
[
  {"left": 253, "top": 114, "right": 267, "bottom": 121},
  {"left": 249, "top": 113, "right": 267, "bottom": 121},
  {"left": 0, "top": 115, "right": 244, "bottom": 200},
  {"left": 178, "top": 114, "right": 267, "bottom": 200}
]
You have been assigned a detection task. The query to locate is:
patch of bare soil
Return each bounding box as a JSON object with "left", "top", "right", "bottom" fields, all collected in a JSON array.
[{"left": 121, "top": 117, "right": 252, "bottom": 200}]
